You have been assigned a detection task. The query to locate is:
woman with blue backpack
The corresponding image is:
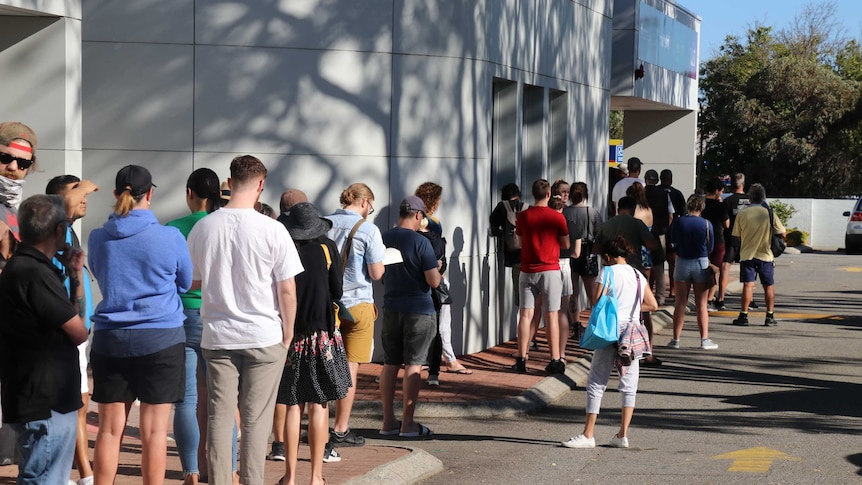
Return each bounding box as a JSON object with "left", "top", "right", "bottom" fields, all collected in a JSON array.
[{"left": 561, "top": 236, "right": 658, "bottom": 450}]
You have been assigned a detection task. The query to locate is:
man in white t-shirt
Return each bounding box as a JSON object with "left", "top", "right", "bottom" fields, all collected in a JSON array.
[
  {"left": 611, "top": 157, "right": 645, "bottom": 215},
  {"left": 188, "top": 155, "right": 303, "bottom": 485}
]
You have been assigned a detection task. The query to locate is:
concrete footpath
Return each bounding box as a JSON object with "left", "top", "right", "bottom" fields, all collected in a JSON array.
[{"left": 0, "top": 261, "right": 764, "bottom": 484}]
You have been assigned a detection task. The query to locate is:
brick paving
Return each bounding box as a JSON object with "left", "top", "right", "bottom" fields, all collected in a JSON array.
[
  {"left": 0, "top": 311, "right": 594, "bottom": 484},
  {"left": 0, "top": 401, "right": 409, "bottom": 484},
  {"left": 355, "top": 322, "right": 591, "bottom": 405}
]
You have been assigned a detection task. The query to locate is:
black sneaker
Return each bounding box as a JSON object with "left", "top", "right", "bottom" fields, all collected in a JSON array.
[
  {"left": 322, "top": 442, "right": 341, "bottom": 463},
  {"left": 732, "top": 313, "right": 749, "bottom": 326},
  {"left": 511, "top": 357, "right": 527, "bottom": 373},
  {"left": 268, "top": 441, "right": 285, "bottom": 461},
  {"left": 545, "top": 359, "right": 566, "bottom": 375},
  {"left": 330, "top": 428, "right": 365, "bottom": 447},
  {"left": 715, "top": 300, "right": 727, "bottom": 311},
  {"left": 749, "top": 301, "right": 759, "bottom": 309},
  {"left": 530, "top": 340, "right": 540, "bottom": 351},
  {"left": 764, "top": 314, "right": 777, "bottom": 326}
]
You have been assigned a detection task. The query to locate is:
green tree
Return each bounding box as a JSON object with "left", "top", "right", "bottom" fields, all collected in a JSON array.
[
  {"left": 698, "top": 1, "right": 862, "bottom": 196},
  {"left": 609, "top": 111, "right": 623, "bottom": 139}
]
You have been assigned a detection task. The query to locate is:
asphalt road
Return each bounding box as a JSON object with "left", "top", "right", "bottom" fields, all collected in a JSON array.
[{"left": 386, "top": 251, "right": 862, "bottom": 484}]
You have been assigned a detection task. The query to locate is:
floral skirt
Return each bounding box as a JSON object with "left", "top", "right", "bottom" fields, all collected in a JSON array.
[{"left": 277, "top": 329, "right": 352, "bottom": 406}]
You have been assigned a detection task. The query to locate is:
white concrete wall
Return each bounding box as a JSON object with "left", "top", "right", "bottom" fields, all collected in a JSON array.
[
  {"left": 622, "top": 110, "right": 697, "bottom": 197},
  {"left": 80, "top": 0, "right": 613, "bottom": 356},
  {"left": 778, "top": 198, "right": 857, "bottom": 251}
]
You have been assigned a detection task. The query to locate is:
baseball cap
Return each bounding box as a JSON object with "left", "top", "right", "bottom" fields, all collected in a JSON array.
[
  {"left": 644, "top": 169, "right": 659, "bottom": 183},
  {"left": 399, "top": 195, "right": 426, "bottom": 215},
  {"left": 0, "top": 121, "right": 37, "bottom": 153},
  {"left": 115, "top": 165, "right": 156, "bottom": 197},
  {"left": 280, "top": 188, "right": 308, "bottom": 213}
]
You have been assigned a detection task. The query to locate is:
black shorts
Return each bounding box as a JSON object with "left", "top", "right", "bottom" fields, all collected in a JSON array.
[
  {"left": 91, "top": 343, "right": 185, "bottom": 404},
  {"left": 723, "top": 236, "right": 741, "bottom": 263}
]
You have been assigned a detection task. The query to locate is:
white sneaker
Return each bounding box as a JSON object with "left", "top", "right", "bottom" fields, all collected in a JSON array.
[
  {"left": 700, "top": 338, "right": 718, "bottom": 350},
  {"left": 561, "top": 434, "right": 595, "bottom": 448},
  {"left": 608, "top": 434, "right": 629, "bottom": 448},
  {"left": 667, "top": 339, "right": 680, "bottom": 349},
  {"left": 322, "top": 443, "right": 341, "bottom": 463}
]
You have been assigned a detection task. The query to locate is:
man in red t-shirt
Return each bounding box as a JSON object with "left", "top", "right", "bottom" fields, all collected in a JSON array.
[{"left": 512, "top": 179, "right": 570, "bottom": 374}]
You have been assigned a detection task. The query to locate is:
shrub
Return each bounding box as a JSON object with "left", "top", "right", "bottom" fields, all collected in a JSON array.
[
  {"left": 785, "top": 228, "right": 808, "bottom": 247},
  {"left": 768, "top": 200, "right": 797, "bottom": 226}
]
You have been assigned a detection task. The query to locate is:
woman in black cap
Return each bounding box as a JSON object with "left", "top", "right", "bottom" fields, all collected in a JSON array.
[
  {"left": 87, "top": 164, "right": 192, "bottom": 483},
  {"left": 277, "top": 202, "right": 352, "bottom": 485}
]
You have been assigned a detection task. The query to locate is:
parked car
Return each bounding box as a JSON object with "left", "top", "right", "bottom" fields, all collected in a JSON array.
[{"left": 843, "top": 198, "right": 862, "bottom": 254}]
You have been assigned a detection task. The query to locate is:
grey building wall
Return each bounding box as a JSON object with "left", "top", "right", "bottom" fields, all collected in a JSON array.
[
  {"left": 624, "top": 110, "right": 698, "bottom": 195},
  {"left": 611, "top": 0, "right": 699, "bottom": 109},
  {"left": 0, "top": 1, "right": 82, "bottom": 211},
  {"left": 611, "top": 0, "right": 700, "bottom": 198},
  {"left": 78, "top": 0, "right": 613, "bottom": 356}
]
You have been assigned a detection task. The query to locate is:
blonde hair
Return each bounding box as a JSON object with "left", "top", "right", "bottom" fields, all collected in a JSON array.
[
  {"left": 340, "top": 183, "right": 375, "bottom": 207},
  {"left": 113, "top": 188, "right": 144, "bottom": 217}
]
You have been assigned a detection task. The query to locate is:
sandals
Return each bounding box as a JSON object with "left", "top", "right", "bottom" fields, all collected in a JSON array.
[
  {"left": 379, "top": 420, "right": 402, "bottom": 436},
  {"left": 444, "top": 366, "right": 473, "bottom": 375},
  {"left": 399, "top": 423, "right": 434, "bottom": 438}
]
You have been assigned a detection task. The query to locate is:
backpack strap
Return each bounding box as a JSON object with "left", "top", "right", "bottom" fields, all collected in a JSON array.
[
  {"left": 340, "top": 219, "right": 365, "bottom": 275},
  {"left": 581, "top": 206, "right": 594, "bottom": 241},
  {"left": 631, "top": 267, "right": 642, "bottom": 322},
  {"left": 321, "top": 243, "right": 332, "bottom": 270}
]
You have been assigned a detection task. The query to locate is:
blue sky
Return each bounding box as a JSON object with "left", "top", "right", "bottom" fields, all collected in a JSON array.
[{"left": 681, "top": 0, "right": 862, "bottom": 59}]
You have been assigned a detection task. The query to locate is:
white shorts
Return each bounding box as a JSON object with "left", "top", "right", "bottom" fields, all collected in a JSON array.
[
  {"left": 78, "top": 339, "right": 89, "bottom": 394},
  {"left": 560, "top": 258, "right": 573, "bottom": 297}
]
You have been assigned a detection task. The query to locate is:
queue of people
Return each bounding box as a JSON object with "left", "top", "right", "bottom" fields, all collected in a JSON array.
[
  {"left": 0, "top": 119, "right": 472, "bottom": 484},
  {"left": 489, "top": 159, "right": 785, "bottom": 450},
  {"left": 0, "top": 119, "right": 787, "bottom": 482}
]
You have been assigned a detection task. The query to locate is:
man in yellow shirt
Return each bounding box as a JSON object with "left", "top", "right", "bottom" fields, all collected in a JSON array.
[{"left": 731, "top": 184, "right": 786, "bottom": 327}]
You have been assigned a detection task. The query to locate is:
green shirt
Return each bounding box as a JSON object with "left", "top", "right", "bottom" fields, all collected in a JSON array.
[{"left": 167, "top": 211, "right": 208, "bottom": 309}]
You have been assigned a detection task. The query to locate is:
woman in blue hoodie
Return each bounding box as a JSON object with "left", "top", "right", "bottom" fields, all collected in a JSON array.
[{"left": 88, "top": 165, "right": 192, "bottom": 485}]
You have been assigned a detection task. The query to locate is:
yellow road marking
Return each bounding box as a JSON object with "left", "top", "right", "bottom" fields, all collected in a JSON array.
[
  {"left": 712, "top": 447, "right": 800, "bottom": 472},
  {"left": 841, "top": 267, "right": 862, "bottom": 272},
  {"left": 709, "top": 311, "right": 839, "bottom": 320}
]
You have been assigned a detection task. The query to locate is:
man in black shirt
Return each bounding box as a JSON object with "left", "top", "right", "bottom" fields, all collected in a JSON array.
[
  {"left": 489, "top": 183, "right": 526, "bottom": 303},
  {"left": 719, "top": 173, "right": 751, "bottom": 307},
  {"left": 644, "top": 169, "right": 673, "bottom": 305},
  {"left": 0, "top": 194, "right": 88, "bottom": 484},
  {"left": 659, "top": 170, "right": 686, "bottom": 298}
]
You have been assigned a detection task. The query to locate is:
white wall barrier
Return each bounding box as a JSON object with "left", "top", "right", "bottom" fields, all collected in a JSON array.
[{"left": 776, "top": 198, "right": 858, "bottom": 251}]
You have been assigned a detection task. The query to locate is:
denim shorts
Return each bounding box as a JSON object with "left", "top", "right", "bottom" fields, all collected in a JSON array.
[{"left": 673, "top": 257, "right": 710, "bottom": 284}]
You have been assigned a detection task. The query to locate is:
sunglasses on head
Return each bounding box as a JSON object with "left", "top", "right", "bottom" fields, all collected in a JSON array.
[{"left": 0, "top": 152, "right": 34, "bottom": 170}]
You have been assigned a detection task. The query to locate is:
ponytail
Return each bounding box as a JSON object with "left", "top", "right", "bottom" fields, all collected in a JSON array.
[{"left": 113, "top": 189, "right": 140, "bottom": 217}]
